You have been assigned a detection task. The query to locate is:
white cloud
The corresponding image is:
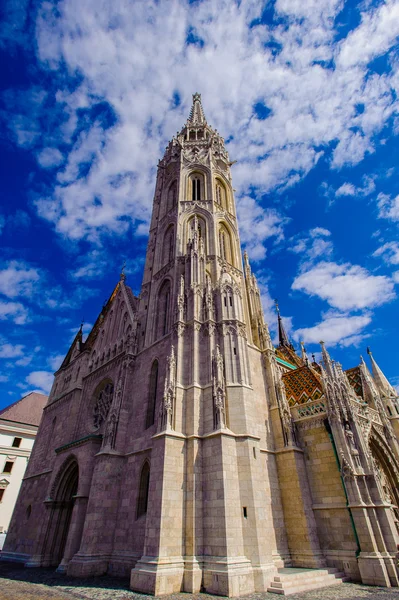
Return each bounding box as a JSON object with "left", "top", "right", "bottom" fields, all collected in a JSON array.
[
  {"left": 335, "top": 176, "right": 376, "bottom": 198},
  {"left": 0, "top": 375, "right": 9, "bottom": 383},
  {"left": 337, "top": 0, "right": 399, "bottom": 69},
  {"left": 26, "top": 370, "right": 54, "bottom": 394},
  {"left": 48, "top": 354, "right": 65, "bottom": 371},
  {"left": 6, "top": 0, "right": 391, "bottom": 244},
  {"left": 289, "top": 227, "right": 333, "bottom": 266},
  {"left": 0, "top": 300, "right": 29, "bottom": 324},
  {"left": 37, "top": 147, "right": 64, "bottom": 168},
  {"left": 377, "top": 193, "right": 399, "bottom": 222},
  {"left": 0, "top": 343, "right": 24, "bottom": 358},
  {"left": 295, "top": 311, "right": 372, "bottom": 347},
  {"left": 237, "top": 196, "right": 287, "bottom": 260},
  {"left": 292, "top": 261, "right": 395, "bottom": 310},
  {"left": 373, "top": 242, "right": 399, "bottom": 266},
  {"left": 0, "top": 261, "right": 41, "bottom": 299},
  {"left": 15, "top": 356, "right": 33, "bottom": 367},
  {"left": 335, "top": 183, "right": 356, "bottom": 197},
  {"left": 393, "top": 271, "right": 399, "bottom": 284}
]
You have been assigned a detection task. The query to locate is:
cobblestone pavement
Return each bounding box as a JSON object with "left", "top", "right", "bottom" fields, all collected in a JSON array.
[{"left": 1, "top": 563, "right": 399, "bottom": 600}]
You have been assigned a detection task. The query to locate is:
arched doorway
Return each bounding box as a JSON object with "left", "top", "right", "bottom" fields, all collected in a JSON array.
[{"left": 44, "top": 459, "right": 80, "bottom": 570}]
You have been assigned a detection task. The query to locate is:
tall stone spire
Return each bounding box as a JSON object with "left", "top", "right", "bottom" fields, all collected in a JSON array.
[
  {"left": 275, "top": 300, "right": 290, "bottom": 347},
  {"left": 187, "top": 92, "right": 207, "bottom": 125},
  {"left": 367, "top": 347, "right": 397, "bottom": 397},
  {"left": 320, "top": 341, "right": 334, "bottom": 379}
]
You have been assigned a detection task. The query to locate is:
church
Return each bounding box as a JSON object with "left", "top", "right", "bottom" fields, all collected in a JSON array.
[{"left": 3, "top": 94, "right": 399, "bottom": 596}]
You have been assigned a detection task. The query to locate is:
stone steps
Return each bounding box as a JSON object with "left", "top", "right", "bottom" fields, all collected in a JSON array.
[{"left": 267, "top": 567, "right": 348, "bottom": 595}]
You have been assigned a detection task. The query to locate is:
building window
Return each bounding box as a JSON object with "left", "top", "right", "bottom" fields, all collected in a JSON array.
[
  {"left": 137, "top": 462, "right": 150, "bottom": 518},
  {"left": 218, "top": 224, "right": 234, "bottom": 265},
  {"left": 167, "top": 181, "right": 177, "bottom": 211},
  {"left": 163, "top": 225, "right": 175, "bottom": 265},
  {"left": 3, "top": 461, "right": 14, "bottom": 474},
  {"left": 12, "top": 437, "right": 22, "bottom": 448},
  {"left": 156, "top": 280, "right": 171, "bottom": 339},
  {"left": 0, "top": 489, "right": 5, "bottom": 502},
  {"left": 190, "top": 172, "right": 204, "bottom": 202},
  {"left": 215, "top": 181, "right": 227, "bottom": 210},
  {"left": 146, "top": 361, "right": 159, "bottom": 429}
]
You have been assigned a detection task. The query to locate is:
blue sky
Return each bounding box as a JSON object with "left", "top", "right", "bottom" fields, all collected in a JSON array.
[{"left": 0, "top": 0, "right": 399, "bottom": 407}]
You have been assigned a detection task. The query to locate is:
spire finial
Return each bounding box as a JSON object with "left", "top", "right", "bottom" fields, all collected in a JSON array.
[
  {"left": 120, "top": 259, "right": 126, "bottom": 281},
  {"left": 187, "top": 93, "right": 207, "bottom": 125},
  {"left": 367, "top": 346, "right": 371, "bottom": 355}
]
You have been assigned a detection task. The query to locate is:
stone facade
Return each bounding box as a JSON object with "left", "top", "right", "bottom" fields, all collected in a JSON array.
[{"left": 3, "top": 94, "right": 399, "bottom": 595}]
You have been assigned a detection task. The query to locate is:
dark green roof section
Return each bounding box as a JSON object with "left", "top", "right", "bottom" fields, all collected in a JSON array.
[{"left": 276, "top": 356, "right": 297, "bottom": 370}]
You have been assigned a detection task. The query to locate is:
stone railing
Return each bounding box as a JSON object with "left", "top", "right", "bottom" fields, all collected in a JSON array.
[
  {"left": 351, "top": 398, "right": 382, "bottom": 426},
  {"left": 291, "top": 398, "right": 326, "bottom": 421}
]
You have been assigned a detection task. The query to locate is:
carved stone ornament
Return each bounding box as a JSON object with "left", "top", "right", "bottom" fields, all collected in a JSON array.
[
  {"left": 93, "top": 382, "right": 114, "bottom": 430},
  {"left": 159, "top": 346, "right": 176, "bottom": 432},
  {"left": 213, "top": 345, "right": 226, "bottom": 430}
]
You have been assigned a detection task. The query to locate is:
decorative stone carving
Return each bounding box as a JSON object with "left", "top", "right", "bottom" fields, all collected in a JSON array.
[
  {"left": 93, "top": 383, "right": 114, "bottom": 430},
  {"left": 213, "top": 345, "right": 226, "bottom": 430},
  {"left": 159, "top": 346, "right": 176, "bottom": 432},
  {"left": 102, "top": 373, "right": 124, "bottom": 450}
]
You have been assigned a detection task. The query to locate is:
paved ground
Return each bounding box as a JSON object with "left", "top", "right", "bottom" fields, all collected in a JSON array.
[{"left": 1, "top": 563, "right": 399, "bottom": 600}]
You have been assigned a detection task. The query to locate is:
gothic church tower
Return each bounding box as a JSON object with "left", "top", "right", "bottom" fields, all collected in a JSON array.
[{"left": 4, "top": 94, "right": 399, "bottom": 597}]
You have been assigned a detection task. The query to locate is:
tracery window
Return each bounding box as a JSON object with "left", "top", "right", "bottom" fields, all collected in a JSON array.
[
  {"left": 156, "top": 280, "right": 171, "bottom": 338},
  {"left": 167, "top": 181, "right": 177, "bottom": 211},
  {"left": 137, "top": 461, "right": 150, "bottom": 518},
  {"left": 215, "top": 180, "right": 227, "bottom": 210},
  {"left": 163, "top": 225, "right": 175, "bottom": 264},
  {"left": 93, "top": 381, "right": 114, "bottom": 429},
  {"left": 189, "top": 172, "right": 204, "bottom": 202},
  {"left": 146, "top": 360, "right": 158, "bottom": 429},
  {"left": 219, "top": 224, "right": 234, "bottom": 264}
]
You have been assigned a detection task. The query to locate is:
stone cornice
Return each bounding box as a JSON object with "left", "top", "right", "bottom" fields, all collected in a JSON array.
[{"left": 55, "top": 434, "right": 103, "bottom": 455}]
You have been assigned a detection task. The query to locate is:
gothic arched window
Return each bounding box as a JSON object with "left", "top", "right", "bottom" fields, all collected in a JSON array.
[
  {"left": 146, "top": 360, "right": 158, "bottom": 429},
  {"left": 190, "top": 172, "right": 204, "bottom": 202},
  {"left": 167, "top": 181, "right": 177, "bottom": 211},
  {"left": 137, "top": 461, "right": 150, "bottom": 518},
  {"left": 163, "top": 225, "right": 175, "bottom": 265},
  {"left": 156, "top": 280, "right": 171, "bottom": 339},
  {"left": 215, "top": 180, "right": 227, "bottom": 210},
  {"left": 219, "top": 224, "right": 234, "bottom": 265}
]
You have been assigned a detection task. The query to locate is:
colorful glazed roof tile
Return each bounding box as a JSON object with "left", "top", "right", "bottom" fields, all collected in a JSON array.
[
  {"left": 346, "top": 366, "right": 364, "bottom": 400},
  {"left": 276, "top": 345, "right": 304, "bottom": 369},
  {"left": 283, "top": 365, "right": 324, "bottom": 407}
]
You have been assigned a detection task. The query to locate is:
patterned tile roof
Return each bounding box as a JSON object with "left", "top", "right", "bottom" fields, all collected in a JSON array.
[
  {"left": 283, "top": 365, "right": 324, "bottom": 407},
  {"left": 276, "top": 345, "right": 304, "bottom": 369},
  {"left": 346, "top": 366, "right": 364, "bottom": 399}
]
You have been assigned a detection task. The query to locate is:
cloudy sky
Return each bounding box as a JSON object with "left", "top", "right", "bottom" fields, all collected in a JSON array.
[{"left": 0, "top": 0, "right": 398, "bottom": 405}]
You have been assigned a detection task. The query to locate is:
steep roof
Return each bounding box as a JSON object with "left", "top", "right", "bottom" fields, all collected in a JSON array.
[
  {"left": 283, "top": 365, "right": 324, "bottom": 407},
  {"left": 0, "top": 392, "right": 48, "bottom": 427}
]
